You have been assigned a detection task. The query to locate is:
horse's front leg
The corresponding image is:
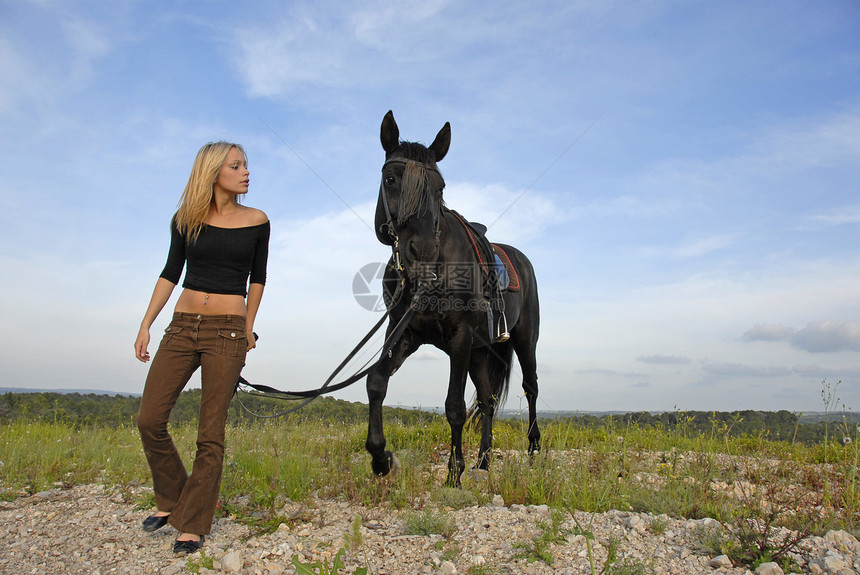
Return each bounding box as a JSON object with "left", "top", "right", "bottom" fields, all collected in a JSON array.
[
  {"left": 366, "top": 333, "right": 418, "bottom": 477},
  {"left": 444, "top": 330, "right": 472, "bottom": 487}
]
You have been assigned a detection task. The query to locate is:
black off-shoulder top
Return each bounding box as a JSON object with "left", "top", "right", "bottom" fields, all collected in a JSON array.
[{"left": 159, "top": 219, "right": 270, "bottom": 297}]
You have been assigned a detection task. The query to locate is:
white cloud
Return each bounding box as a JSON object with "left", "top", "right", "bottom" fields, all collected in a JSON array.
[
  {"left": 637, "top": 355, "right": 691, "bottom": 365},
  {"left": 792, "top": 364, "right": 860, "bottom": 379},
  {"left": 61, "top": 16, "right": 111, "bottom": 84},
  {"left": 791, "top": 321, "right": 860, "bottom": 353},
  {"left": 749, "top": 110, "right": 860, "bottom": 173},
  {"left": 743, "top": 321, "right": 860, "bottom": 353},
  {"left": 813, "top": 205, "right": 860, "bottom": 226},
  {"left": 269, "top": 202, "right": 378, "bottom": 281},
  {"left": 641, "top": 234, "right": 736, "bottom": 259},
  {"left": 702, "top": 363, "right": 792, "bottom": 378},
  {"left": 232, "top": 0, "right": 454, "bottom": 99},
  {"left": 0, "top": 39, "right": 31, "bottom": 113},
  {"left": 743, "top": 324, "right": 796, "bottom": 342},
  {"left": 444, "top": 182, "right": 566, "bottom": 244}
]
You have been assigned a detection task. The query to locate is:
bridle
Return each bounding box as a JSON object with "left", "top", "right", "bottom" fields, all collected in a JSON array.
[{"left": 378, "top": 156, "right": 444, "bottom": 279}]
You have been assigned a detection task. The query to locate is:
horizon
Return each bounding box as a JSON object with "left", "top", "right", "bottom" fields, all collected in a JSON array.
[
  {"left": 1, "top": 1, "right": 858, "bottom": 413},
  {"left": 0, "top": 387, "right": 852, "bottom": 419}
]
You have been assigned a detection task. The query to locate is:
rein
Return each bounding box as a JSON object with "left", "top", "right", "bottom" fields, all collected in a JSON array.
[{"left": 234, "top": 276, "right": 430, "bottom": 418}]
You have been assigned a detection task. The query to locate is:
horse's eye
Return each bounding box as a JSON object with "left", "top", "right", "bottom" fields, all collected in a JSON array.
[{"left": 384, "top": 176, "right": 396, "bottom": 186}]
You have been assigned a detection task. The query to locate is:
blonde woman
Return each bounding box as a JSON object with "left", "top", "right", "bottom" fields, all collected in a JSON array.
[{"left": 134, "top": 142, "right": 269, "bottom": 553}]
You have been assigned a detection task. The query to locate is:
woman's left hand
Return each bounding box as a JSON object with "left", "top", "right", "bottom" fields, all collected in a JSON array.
[{"left": 246, "top": 329, "right": 257, "bottom": 351}]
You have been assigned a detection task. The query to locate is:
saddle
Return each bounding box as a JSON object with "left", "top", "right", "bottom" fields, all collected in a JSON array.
[{"left": 449, "top": 211, "right": 518, "bottom": 342}]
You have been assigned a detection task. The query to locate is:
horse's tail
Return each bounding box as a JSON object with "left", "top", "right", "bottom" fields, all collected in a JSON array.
[{"left": 468, "top": 340, "right": 513, "bottom": 428}]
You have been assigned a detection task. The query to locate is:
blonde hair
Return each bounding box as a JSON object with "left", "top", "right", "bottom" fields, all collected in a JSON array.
[{"left": 174, "top": 141, "right": 247, "bottom": 242}]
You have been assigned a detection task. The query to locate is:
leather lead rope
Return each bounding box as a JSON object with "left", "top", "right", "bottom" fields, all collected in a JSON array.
[{"left": 234, "top": 277, "right": 428, "bottom": 418}]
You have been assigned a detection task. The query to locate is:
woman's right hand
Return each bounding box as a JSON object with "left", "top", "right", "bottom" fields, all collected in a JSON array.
[{"left": 135, "top": 327, "right": 151, "bottom": 362}]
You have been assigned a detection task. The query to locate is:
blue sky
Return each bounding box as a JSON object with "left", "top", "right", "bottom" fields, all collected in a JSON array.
[{"left": 1, "top": 0, "right": 859, "bottom": 413}]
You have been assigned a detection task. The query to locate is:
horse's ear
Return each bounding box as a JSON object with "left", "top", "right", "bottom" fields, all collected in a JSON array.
[
  {"left": 430, "top": 122, "right": 451, "bottom": 162},
  {"left": 381, "top": 110, "right": 400, "bottom": 154}
]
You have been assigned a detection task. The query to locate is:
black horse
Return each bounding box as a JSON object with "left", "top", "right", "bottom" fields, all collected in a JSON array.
[{"left": 365, "top": 111, "right": 541, "bottom": 486}]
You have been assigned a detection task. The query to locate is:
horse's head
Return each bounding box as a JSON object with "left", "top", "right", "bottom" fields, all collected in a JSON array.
[{"left": 376, "top": 110, "right": 451, "bottom": 279}]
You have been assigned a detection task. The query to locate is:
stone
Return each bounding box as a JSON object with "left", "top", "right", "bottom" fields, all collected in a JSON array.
[
  {"left": 826, "top": 530, "right": 860, "bottom": 553},
  {"left": 709, "top": 554, "right": 733, "bottom": 568},
  {"left": 816, "top": 555, "right": 850, "bottom": 572},
  {"left": 756, "top": 562, "right": 784, "bottom": 575},
  {"left": 221, "top": 550, "right": 244, "bottom": 572}
]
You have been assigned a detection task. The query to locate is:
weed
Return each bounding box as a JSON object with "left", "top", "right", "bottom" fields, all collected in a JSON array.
[
  {"left": 291, "top": 548, "right": 367, "bottom": 575},
  {"left": 440, "top": 542, "right": 461, "bottom": 562},
  {"left": 649, "top": 515, "right": 668, "bottom": 535},
  {"left": 821, "top": 379, "right": 842, "bottom": 506},
  {"left": 606, "top": 555, "right": 656, "bottom": 575},
  {"left": 512, "top": 538, "right": 555, "bottom": 565},
  {"left": 185, "top": 548, "right": 214, "bottom": 573},
  {"left": 432, "top": 485, "right": 478, "bottom": 509},
  {"left": 402, "top": 509, "right": 457, "bottom": 538},
  {"left": 571, "top": 511, "right": 621, "bottom": 575},
  {"left": 344, "top": 514, "right": 364, "bottom": 554},
  {"left": 513, "top": 508, "right": 570, "bottom": 565},
  {"left": 466, "top": 562, "right": 501, "bottom": 575},
  {"left": 133, "top": 491, "right": 156, "bottom": 511},
  {"left": 693, "top": 512, "right": 805, "bottom": 573}
]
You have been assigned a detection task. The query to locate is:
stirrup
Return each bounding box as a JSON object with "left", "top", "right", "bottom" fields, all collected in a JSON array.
[{"left": 495, "top": 313, "right": 510, "bottom": 343}]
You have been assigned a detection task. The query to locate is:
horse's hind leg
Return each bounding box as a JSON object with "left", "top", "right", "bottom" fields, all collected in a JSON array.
[{"left": 512, "top": 332, "right": 540, "bottom": 455}]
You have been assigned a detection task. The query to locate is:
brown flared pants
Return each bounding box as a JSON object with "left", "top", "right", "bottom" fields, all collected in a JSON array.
[{"left": 137, "top": 312, "right": 246, "bottom": 535}]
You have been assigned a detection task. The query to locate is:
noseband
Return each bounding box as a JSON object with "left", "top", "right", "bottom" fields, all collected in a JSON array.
[{"left": 379, "top": 157, "right": 444, "bottom": 277}]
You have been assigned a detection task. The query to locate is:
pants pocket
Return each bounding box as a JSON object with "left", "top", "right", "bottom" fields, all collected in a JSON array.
[
  {"left": 159, "top": 325, "right": 184, "bottom": 350},
  {"left": 217, "top": 329, "right": 246, "bottom": 359}
]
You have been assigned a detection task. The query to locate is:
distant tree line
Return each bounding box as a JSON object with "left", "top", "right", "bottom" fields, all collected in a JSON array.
[
  {"left": 0, "top": 391, "right": 436, "bottom": 428},
  {"left": 544, "top": 409, "right": 860, "bottom": 445},
  {"left": 1, "top": 392, "right": 857, "bottom": 445}
]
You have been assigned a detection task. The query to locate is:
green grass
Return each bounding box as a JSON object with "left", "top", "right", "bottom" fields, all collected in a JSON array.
[{"left": 1, "top": 411, "right": 859, "bottom": 569}]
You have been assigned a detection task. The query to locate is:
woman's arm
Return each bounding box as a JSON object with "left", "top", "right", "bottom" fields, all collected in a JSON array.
[
  {"left": 245, "top": 282, "right": 264, "bottom": 350},
  {"left": 135, "top": 277, "right": 176, "bottom": 362}
]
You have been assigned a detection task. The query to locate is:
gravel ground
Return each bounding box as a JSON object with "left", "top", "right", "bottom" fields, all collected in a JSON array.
[{"left": 2, "top": 483, "right": 859, "bottom": 575}]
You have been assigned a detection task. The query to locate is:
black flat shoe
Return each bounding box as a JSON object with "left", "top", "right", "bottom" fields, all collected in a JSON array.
[
  {"left": 141, "top": 514, "right": 169, "bottom": 532},
  {"left": 173, "top": 535, "right": 204, "bottom": 554}
]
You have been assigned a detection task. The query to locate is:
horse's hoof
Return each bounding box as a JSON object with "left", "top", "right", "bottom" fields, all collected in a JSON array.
[
  {"left": 389, "top": 452, "right": 401, "bottom": 476},
  {"left": 373, "top": 451, "right": 400, "bottom": 480},
  {"left": 468, "top": 468, "right": 489, "bottom": 482}
]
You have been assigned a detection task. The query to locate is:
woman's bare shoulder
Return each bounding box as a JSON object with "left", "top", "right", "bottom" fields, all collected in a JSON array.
[{"left": 239, "top": 206, "right": 269, "bottom": 226}]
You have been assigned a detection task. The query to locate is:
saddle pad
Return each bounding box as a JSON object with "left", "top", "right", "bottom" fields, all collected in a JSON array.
[{"left": 492, "top": 244, "right": 520, "bottom": 291}]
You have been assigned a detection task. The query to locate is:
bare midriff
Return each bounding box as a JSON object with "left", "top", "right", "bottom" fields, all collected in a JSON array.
[{"left": 175, "top": 288, "right": 247, "bottom": 316}]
